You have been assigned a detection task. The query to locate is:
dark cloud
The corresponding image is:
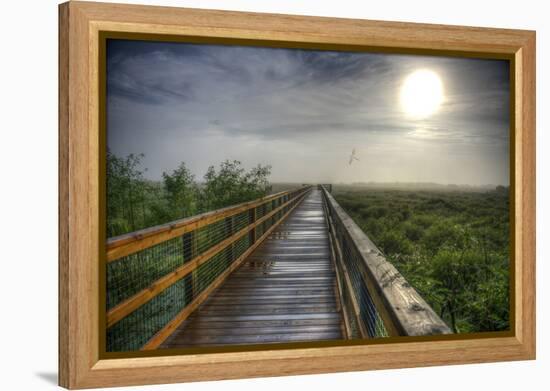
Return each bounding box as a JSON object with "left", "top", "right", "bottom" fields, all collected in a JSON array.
[{"left": 292, "top": 50, "right": 392, "bottom": 85}]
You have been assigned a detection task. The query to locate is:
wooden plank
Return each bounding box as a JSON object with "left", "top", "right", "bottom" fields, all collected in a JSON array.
[
  {"left": 239, "top": 263, "right": 332, "bottom": 269},
  {"left": 244, "top": 261, "right": 331, "bottom": 266},
  {"left": 221, "top": 285, "right": 335, "bottom": 291},
  {"left": 248, "top": 252, "right": 330, "bottom": 257},
  {"left": 233, "top": 271, "right": 333, "bottom": 277},
  {"left": 222, "top": 276, "right": 332, "bottom": 283},
  {"left": 233, "top": 270, "right": 333, "bottom": 275},
  {"left": 183, "top": 318, "right": 342, "bottom": 329},
  {"left": 257, "top": 240, "right": 328, "bottom": 246},
  {"left": 176, "top": 312, "right": 342, "bottom": 323},
  {"left": 253, "top": 245, "right": 330, "bottom": 251},
  {"left": 199, "top": 302, "right": 338, "bottom": 311},
  {"left": 176, "top": 325, "right": 342, "bottom": 337},
  {"left": 239, "top": 265, "right": 332, "bottom": 271},
  {"left": 214, "top": 289, "right": 336, "bottom": 296},
  {"left": 205, "top": 292, "right": 337, "bottom": 301},
  {"left": 243, "top": 260, "right": 331, "bottom": 266},
  {"left": 194, "top": 307, "right": 339, "bottom": 316},
  {"left": 232, "top": 273, "right": 335, "bottom": 279},
  {"left": 168, "top": 332, "right": 343, "bottom": 346},
  {"left": 141, "top": 189, "right": 310, "bottom": 350},
  {"left": 205, "top": 297, "right": 337, "bottom": 305}
]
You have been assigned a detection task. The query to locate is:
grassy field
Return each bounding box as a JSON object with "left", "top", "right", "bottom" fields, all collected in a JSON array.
[{"left": 333, "top": 184, "right": 510, "bottom": 334}]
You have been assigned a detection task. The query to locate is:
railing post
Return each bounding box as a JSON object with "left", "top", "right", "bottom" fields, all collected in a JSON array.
[
  {"left": 224, "top": 216, "right": 234, "bottom": 266},
  {"left": 182, "top": 231, "right": 195, "bottom": 303},
  {"left": 262, "top": 203, "right": 267, "bottom": 231},
  {"left": 272, "top": 199, "right": 276, "bottom": 225},
  {"left": 248, "top": 208, "right": 256, "bottom": 246}
]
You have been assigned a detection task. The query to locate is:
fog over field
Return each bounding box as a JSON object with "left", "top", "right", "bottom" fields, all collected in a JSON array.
[{"left": 107, "top": 40, "right": 510, "bottom": 186}]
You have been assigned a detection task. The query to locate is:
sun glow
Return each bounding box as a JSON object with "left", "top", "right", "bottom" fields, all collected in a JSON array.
[{"left": 400, "top": 69, "right": 444, "bottom": 118}]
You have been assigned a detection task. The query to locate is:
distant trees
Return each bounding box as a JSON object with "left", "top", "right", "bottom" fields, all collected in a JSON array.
[{"left": 106, "top": 150, "right": 272, "bottom": 237}]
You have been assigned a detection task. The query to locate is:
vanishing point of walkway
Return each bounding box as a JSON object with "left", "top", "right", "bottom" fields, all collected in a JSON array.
[{"left": 161, "top": 189, "right": 343, "bottom": 348}]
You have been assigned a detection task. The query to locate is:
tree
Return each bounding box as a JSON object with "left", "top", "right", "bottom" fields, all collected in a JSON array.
[
  {"left": 106, "top": 155, "right": 274, "bottom": 237},
  {"left": 162, "top": 162, "right": 198, "bottom": 220},
  {"left": 200, "top": 160, "right": 272, "bottom": 210},
  {"left": 429, "top": 249, "right": 484, "bottom": 333},
  {"left": 106, "top": 150, "right": 148, "bottom": 236}
]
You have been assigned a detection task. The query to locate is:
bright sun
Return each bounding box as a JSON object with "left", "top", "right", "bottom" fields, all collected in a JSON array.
[{"left": 400, "top": 69, "right": 444, "bottom": 118}]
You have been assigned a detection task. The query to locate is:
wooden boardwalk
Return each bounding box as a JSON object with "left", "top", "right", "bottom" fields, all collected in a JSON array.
[{"left": 161, "top": 189, "right": 343, "bottom": 348}]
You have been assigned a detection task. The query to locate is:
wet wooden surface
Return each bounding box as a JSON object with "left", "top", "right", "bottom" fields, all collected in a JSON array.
[{"left": 161, "top": 189, "right": 343, "bottom": 348}]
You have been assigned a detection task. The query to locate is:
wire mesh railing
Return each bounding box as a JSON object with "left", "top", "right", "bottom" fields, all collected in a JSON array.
[
  {"left": 320, "top": 185, "right": 451, "bottom": 338},
  {"left": 106, "top": 186, "right": 312, "bottom": 352}
]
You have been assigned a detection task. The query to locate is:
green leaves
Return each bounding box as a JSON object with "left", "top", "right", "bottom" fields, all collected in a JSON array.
[
  {"left": 334, "top": 187, "right": 510, "bottom": 334},
  {"left": 162, "top": 162, "right": 198, "bottom": 220},
  {"left": 378, "top": 230, "right": 413, "bottom": 256},
  {"left": 107, "top": 150, "right": 151, "bottom": 237},
  {"left": 200, "top": 160, "right": 272, "bottom": 210},
  {"left": 107, "top": 153, "right": 272, "bottom": 237}
]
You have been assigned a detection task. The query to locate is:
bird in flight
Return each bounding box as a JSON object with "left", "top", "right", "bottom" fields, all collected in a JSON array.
[{"left": 349, "top": 148, "right": 360, "bottom": 165}]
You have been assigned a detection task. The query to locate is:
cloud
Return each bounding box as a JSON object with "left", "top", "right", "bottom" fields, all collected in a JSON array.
[{"left": 107, "top": 39, "right": 510, "bottom": 185}]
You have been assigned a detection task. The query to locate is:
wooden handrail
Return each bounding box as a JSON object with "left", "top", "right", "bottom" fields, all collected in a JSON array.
[
  {"left": 106, "top": 189, "right": 310, "bottom": 327},
  {"left": 321, "top": 186, "right": 451, "bottom": 337},
  {"left": 107, "top": 186, "right": 310, "bottom": 261},
  {"left": 141, "top": 189, "right": 311, "bottom": 350}
]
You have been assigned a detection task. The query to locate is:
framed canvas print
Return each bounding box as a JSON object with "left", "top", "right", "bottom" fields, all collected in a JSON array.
[{"left": 58, "top": 1, "right": 536, "bottom": 389}]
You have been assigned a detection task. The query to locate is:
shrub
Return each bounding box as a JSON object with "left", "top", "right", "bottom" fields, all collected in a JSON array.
[
  {"left": 411, "top": 214, "right": 435, "bottom": 229},
  {"left": 420, "top": 220, "right": 476, "bottom": 254},
  {"left": 401, "top": 221, "right": 423, "bottom": 242},
  {"left": 378, "top": 230, "right": 413, "bottom": 255},
  {"left": 366, "top": 205, "right": 388, "bottom": 218}
]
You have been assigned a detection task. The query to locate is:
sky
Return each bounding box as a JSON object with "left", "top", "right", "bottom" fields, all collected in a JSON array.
[{"left": 106, "top": 39, "right": 510, "bottom": 186}]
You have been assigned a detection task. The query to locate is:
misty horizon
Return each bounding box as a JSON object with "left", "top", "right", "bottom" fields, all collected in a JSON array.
[
  {"left": 107, "top": 40, "right": 510, "bottom": 187},
  {"left": 135, "top": 171, "right": 508, "bottom": 189}
]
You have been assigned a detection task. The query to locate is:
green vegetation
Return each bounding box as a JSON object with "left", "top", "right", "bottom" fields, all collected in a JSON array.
[
  {"left": 107, "top": 150, "right": 272, "bottom": 237},
  {"left": 334, "top": 186, "right": 510, "bottom": 334}
]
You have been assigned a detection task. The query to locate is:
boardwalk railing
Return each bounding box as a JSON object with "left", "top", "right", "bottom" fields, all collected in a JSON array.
[
  {"left": 320, "top": 185, "right": 451, "bottom": 338},
  {"left": 106, "top": 186, "right": 311, "bottom": 352}
]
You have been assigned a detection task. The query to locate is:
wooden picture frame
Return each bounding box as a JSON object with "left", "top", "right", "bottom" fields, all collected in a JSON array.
[{"left": 59, "top": 1, "right": 536, "bottom": 389}]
